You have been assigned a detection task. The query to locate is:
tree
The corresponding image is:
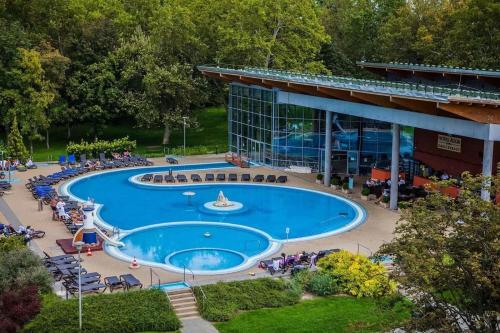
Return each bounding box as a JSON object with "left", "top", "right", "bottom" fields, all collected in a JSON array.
[
  {"left": 378, "top": 173, "right": 499, "bottom": 332},
  {"left": 0, "top": 285, "right": 41, "bottom": 333},
  {"left": 6, "top": 117, "right": 28, "bottom": 162}
]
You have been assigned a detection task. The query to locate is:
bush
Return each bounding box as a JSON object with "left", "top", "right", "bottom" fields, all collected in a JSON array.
[
  {"left": 342, "top": 182, "right": 349, "bottom": 190},
  {"left": 193, "top": 278, "right": 300, "bottom": 322},
  {"left": 308, "top": 272, "right": 340, "bottom": 296},
  {"left": 317, "top": 250, "right": 396, "bottom": 298},
  {"left": 23, "top": 289, "right": 180, "bottom": 333},
  {"left": 361, "top": 187, "right": 371, "bottom": 196},
  {"left": 0, "top": 236, "right": 25, "bottom": 253},
  {"left": 331, "top": 177, "right": 340, "bottom": 186},
  {"left": 0, "top": 285, "right": 41, "bottom": 333},
  {"left": 0, "top": 248, "right": 52, "bottom": 295},
  {"left": 382, "top": 195, "right": 390, "bottom": 203},
  {"left": 66, "top": 136, "right": 136, "bottom": 158},
  {"left": 316, "top": 173, "right": 323, "bottom": 181}
]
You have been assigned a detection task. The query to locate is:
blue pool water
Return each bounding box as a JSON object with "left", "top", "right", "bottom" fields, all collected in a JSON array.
[
  {"left": 154, "top": 281, "right": 190, "bottom": 291},
  {"left": 169, "top": 249, "right": 245, "bottom": 271},
  {"left": 65, "top": 162, "right": 366, "bottom": 273}
]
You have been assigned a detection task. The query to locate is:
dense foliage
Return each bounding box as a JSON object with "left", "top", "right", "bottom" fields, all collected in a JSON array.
[
  {"left": 0, "top": 0, "right": 497, "bottom": 151},
  {"left": 316, "top": 250, "right": 396, "bottom": 297},
  {"left": 23, "top": 289, "right": 181, "bottom": 333},
  {"left": 66, "top": 136, "right": 136, "bottom": 157},
  {"left": 6, "top": 117, "right": 28, "bottom": 162},
  {"left": 193, "top": 278, "right": 301, "bottom": 322},
  {"left": 378, "top": 173, "right": 500, "bottom": 332},
  {"left": 0, "top": 285, "right": 41, "bottom": 333}
]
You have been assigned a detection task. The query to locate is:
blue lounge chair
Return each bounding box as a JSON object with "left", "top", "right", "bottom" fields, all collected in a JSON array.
[
  {"left": 68, "top": 154, "right": 76, "bottom": 165},
  {"left": 58, "top": 155, "right": 66, "bottom": 165}
]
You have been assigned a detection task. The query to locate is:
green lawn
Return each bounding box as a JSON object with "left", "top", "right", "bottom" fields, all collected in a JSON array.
[
  {"left": 215, "top": 296, "right": 411, "bottom": 333},
  {"left": 30, "top": 106, "right": 227, "bottom": 161}
]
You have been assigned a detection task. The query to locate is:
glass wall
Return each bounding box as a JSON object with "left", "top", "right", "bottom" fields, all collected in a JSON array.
[{"left": 228, "top": 83, "right": 413, "bottom": 174}]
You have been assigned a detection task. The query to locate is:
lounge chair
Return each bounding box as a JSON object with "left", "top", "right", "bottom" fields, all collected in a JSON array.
[
  {"left": 176, "top": 174, "right": 188, "bottom": 182},
  {"left": 43, "top": 252, "right": 75, "bottom": 262},
  {"left": 205, "top": 173, "right": 214, "bottom": 181},
  {"left": 58, "top": 155, "right": 67, "bottom": 165},
  {"left": 153, "top": 175, "right": 163, "bottom": 183},
  {"left": 216, "top": 173, "right": 226, "bottom": 181},
  {"left": 165, "top": 175, "right": 175, "bottom": 183},
  {"left": 119, "top": 274, "right": 143, "bottom": 290},
  {"left": 67, "top": 282, "right": 107, "bottom": 295},
  {"left": 228, "top": 173, "right": 237, "bottom": 181},
  {"left": 241, "top": 174, "right": 251, "bottom": 181},
  {"left": 68, "top": 154, "right": 76, "bottom": 165},
  {"left": 266, "top": 175, "right": 276, "bottom": 183},
  {"left": 253, "top": 174, "right": 264, "bottom": 182},
  {"left": 191, "top": 174, "right": 202, "bottom": 182},
  {"left": 276, "top": 175, "right": 288, "bottom": 183},
  {"left": 141, "top": 174, "right": 153, "bottom": 182},
  {"left": 104, "top": 276, "right": 125, "bottom": 292},
  {"left": 166, "top": 157, "right": 178, "bottom": 164}
]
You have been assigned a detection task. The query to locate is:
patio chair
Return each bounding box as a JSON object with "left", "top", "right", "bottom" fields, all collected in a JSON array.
[
  {"left": 119, "top": 274, "right": 143, "bottom": 290},
  {"left": 176, "top": 174, "right": 188, "bottom": 182},
  {"left": 266, "top": 175, "right": 276, "bottom": 183},
  {"left": 104, "top": 276, "right": 125, "bottom": 292},
  {"left": 165, "top": 175, "right": 175, "bottom": 183},
  {"left": 58, "top": 155, "right": 67, "bottom": 165},
  {"left": 67, "top": 282, "right": 107, "bottom": 295},
  {"left": 166, "top": 157, "right": 178, "bottom": 164},
  {"left": 241, "top": 174, "right": 251, "bottom": 181},
  {"left": 228, "top": 173, "right": 238, "bottom": 181},
  {"left": 205, "top": 173, "right": 215, "bottom": 181},
  {"left": 141, "top": 174, "right": 153, "bottom": 182},
  {"left": 253, "top": 174, "right": 264, "bottom": 182},
  {"left": 276, "top": 175, "right": 288, "bottom": 183},
  {"left": 191, "top": 174, "right": 202, "bottom": 182},
  {"left": 153, "top": 175, "right": 163, "bottom": 183},
  {"left": 216, "top": 173, "right": 226, "bottom": 181},
  {"left": 68, "top": 155, "right": 77, "bottom": 165},
  {"left": 99, "top": 152, "right": 107, "bottom": 162}
]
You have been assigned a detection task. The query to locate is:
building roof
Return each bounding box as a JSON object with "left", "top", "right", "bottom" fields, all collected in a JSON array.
[
  {"left": 357, "top": 61, "right": 500, "bottom": 80},
  {"left": 198, "top": 65, "right": 500, "bottom": 124}
]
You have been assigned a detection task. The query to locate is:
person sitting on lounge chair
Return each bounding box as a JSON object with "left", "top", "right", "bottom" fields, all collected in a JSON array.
[{"left": 56, "top": 199, "right": 70, "bottom": 220}]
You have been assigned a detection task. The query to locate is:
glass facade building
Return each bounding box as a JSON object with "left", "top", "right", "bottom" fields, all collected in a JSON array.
[{"left": 228, "top": 83, "right": 414, "bottom": 174}]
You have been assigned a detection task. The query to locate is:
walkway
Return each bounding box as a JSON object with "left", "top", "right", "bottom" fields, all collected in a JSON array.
[{"left": 181, "top": 318, "right": 218, "bottom": 333}]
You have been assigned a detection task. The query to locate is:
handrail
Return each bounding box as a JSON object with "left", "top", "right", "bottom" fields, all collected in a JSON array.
[
  {"left": 150, "top": 267, "right": 161, "bottom": 288},
  {"left": 357, "top": 243, "right": 373, "bottom": 257},
  {"left": 183, "top": 266, "right": 195, "bottom": 282}
]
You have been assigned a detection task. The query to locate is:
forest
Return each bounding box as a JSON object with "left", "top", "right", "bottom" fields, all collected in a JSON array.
[{"left": 0, "top": 0, "right": 498, "bottom": 155}]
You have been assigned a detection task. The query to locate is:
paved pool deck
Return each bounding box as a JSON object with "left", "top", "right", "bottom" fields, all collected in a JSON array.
[{"left": 0, "top": 154, "right": 399, "bottom": 287}]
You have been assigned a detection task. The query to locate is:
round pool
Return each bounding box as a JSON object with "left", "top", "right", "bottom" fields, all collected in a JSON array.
[
  {"left": 62, "top": 162, "right": 366, "bottom": 274},
  {"left": 167, "top": 249, "right": 245, "bottom": 271}
]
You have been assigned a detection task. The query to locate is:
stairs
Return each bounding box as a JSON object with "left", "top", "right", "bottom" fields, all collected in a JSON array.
[{"left": 167, "top": 288, "right": 200, "bottom": 319}]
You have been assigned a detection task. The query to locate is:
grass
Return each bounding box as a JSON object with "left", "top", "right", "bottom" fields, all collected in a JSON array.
[
  {"left": 215, "top": 296, "right": 412, "bottom": 333},
  {"left": 23, "top": 290, "right": 181, "bottom": 333},
  {"left": 28, "top": 106, "right": 227, "bottom": 161}
]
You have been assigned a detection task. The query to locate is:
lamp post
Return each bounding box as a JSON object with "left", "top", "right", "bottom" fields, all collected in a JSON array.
[
  {"left": 182, "top": 116, "right": 188, "bottom": 156},
  {"left": 7, "top": 156, "right": 11, "bottom": 184},
  {"left": 74, "top": 241, "right": 85, "bottom": 330}
]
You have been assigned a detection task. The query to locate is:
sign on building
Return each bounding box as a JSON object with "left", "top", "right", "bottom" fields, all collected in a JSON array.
[{"left": 437, "top": 134, "right": 461, "bottom": 153}]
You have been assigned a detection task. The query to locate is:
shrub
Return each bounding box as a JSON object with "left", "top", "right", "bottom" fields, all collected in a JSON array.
[
  {"left": 0, "top": 236, "right": 25, "bottom": 253},
  {"left": 382, "top": 195, "right": 390, "bottom": 203},
  {"left": 66, "top": 136, "right": 136, "bottom": 158},
  {"left": 317, "top": 250, "right": 396, "bottom": 298},
  {"left": 342, "top": 182, "right": 349, "bottom": 190},
  {"left": 0, "top": 285, "right": 41, "bottom": 333},
  {"left": 6, "top": 117, "right": 28, "bottom": 163},
  {"left": 193, "top": 278, "right": 300, "bottom": 322},
  {"left": 331, "top": 177, "right": 340, "bottom": 186},
  {"left": 361, "top": 187, "right": 371, "bottom": 196},
  {"left": 316, "top": 173, "right": 324, "bottom": 180},
  {"left": 0, "top": 248, "right": 52, "bottom": 295},
  {"left": 23, "top": 289, "right": 180, "bottom": 333},
  {"left": 308, "top": 272, "right": 340, "bottom": 296}
]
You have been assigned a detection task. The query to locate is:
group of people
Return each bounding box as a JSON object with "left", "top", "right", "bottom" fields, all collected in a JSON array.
[
  {"left": 50, "top": 196, "right": 84, "bottom": 227},
  {"left": 259, "top": 249, "right": 338, "bottom": 275},
  {"left": 0, "top": 222, "right": 41, "bottom": 243},
  {"left": 0, "top": 158, "right": 36, "bottom": 170}
]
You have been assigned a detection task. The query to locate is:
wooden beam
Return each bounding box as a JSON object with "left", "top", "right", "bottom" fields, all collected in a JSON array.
[
  {"left": 390, "top": 96, "right": 438, "bottom": 115},
  {"left": 350, "top": 91, "right": 399, "bottom": 108},
  {"left": 437, "top": 103, "right": 500, "bottom": 124},
  {"left": 316, "top": 87, "right": 363, "bottom": 103}
]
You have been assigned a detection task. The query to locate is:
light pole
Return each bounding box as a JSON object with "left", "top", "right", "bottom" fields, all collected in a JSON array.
[
  {"left": 74, "top": 241, "right": 85, "bottom": 330},
  {"left": 7, "top": 156, "right": 11, "bottom": 184},
  {"left": 182, "top": 116, "right": 188, "bottom": 156}
]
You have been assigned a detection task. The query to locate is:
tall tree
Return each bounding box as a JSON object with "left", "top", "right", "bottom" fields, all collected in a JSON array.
[
  {"left": 378, "top": 173, "right": 499, "bottom": 332},
  {"left": 6, "top": 116, "right": 29, "bottom": 162}
]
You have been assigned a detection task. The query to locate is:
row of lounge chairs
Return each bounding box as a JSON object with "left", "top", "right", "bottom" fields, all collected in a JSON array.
[
  {"left": 44, "top": 252, "right": 143, "bottom": 295},
  {"left": 60, "top": 153, "right": 152, "bottom": 169},
  {"left": 142, "top": 173, "right": 288, "bottom": 184}
]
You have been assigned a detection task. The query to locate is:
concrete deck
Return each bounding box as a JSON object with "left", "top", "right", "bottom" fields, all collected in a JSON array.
[{"left": 0, "top": 154, "right": 399, "bottom": 287}]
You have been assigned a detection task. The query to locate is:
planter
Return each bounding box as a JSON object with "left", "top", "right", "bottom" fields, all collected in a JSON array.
[
  {"left": 368, "top": 194, "right": 377, "bottom": 201},
  {"left": 380, "top": 202, "right": 390, "bottom": 208},
  {"left": 315, "top": 179, "right": 323, "bottom": 184},
  {"left": 330, "top": 185, "right": 339, "bottom": 190},
  {"left": 361, "top": 195, "right": 369, "bottom": 201},
  {"left": 342, "top": 189, "right": 351, "bottom": 194}
]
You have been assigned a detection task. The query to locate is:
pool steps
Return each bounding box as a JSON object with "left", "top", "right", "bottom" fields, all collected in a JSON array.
[{"left": 167, "top": 288, "right": 200, "bottom": 319}]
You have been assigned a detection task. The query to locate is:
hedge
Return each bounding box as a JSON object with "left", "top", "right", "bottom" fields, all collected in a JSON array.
[
  {"left": 66, "top": 136, "right": 136, "bottom": 158},
  {"left": 193, "top": 278, "right": 300, "bottom": 322},
  {"left": 23, "top": 289, "right": 181, "bottom": 333}
]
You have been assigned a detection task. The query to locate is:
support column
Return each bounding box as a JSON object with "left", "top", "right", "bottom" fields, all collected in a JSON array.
[
  {"left": 481, "top": 140, "right": 494, "bottom": 201},
  {"left": 324, "top": 111, "right": 332, "bottom": 186},
  {"left": 389, "top": 124, "right": 400, "bottom": 210}
]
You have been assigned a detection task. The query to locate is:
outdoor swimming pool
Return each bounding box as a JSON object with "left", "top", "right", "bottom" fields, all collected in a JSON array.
[{"left": 62, "top": 162, "right": 366, "bottom": 274}]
